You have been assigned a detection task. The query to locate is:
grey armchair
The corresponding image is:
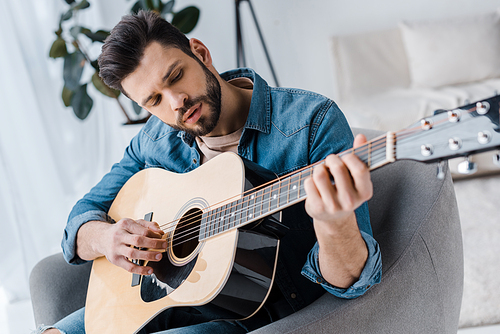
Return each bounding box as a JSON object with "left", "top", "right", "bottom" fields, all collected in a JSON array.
[{"left": 30, "top": 128, "right": 464, "bottom": 333}]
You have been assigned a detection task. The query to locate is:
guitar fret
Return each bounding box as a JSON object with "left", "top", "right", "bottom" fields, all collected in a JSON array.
[
  {"left": 206, "top": 213, "right": 212, "bottom": 238},
  {"left": 240, "top": 197, "right": 248, "bottom": 225},
  {"left": 215, "top": 207, "right": 221, "bottom": 234},
  {"left": 211, "top": 208, "right": 218, "bottom": 237},
  {"left": 270, "top": 181, "right": 280, "bottom": 211},
  {"left": 214, "top": 207, "right": 221, "bottom": 234},
  {"left": 220, "top": 204, "right": 228, "bottom": 232},
  {"left": 298, "top": 168, "right": 311, "bottom": 201},
  {"left": 236, "top": 198, "right": 243, "bottom": 226},
  {"left": 255, "top": 189, "right": 264, "bottom": 218},
  {"left": 279, "top": 178, "right": 290, "bottom": 207},
  {"left": 248, "top": 192, "right": 256, "bottom": 220},
  {"left": 289, "top": 174, "right": 300, "bottom": 202},
  {"left": 200, "top": 213, "right": 207, "bottom": 240},
  {"left": 262, "top": 186, "right": 271, "bottom": 216},
  {"left": 228, "top": 202, "right": 236, "bottom": 229}
]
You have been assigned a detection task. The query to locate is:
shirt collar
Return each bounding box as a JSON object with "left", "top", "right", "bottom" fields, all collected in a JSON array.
[{"left": 220, "top": 68, "right": 271, "bottom": 134}]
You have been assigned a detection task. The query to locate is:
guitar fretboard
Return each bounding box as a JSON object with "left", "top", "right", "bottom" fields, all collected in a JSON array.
[{"left": 199, "top": 132, "right": 394, "bottom": 241}]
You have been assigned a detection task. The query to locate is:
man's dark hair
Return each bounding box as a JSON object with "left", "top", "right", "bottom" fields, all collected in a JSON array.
[{"left": 98, "top": 10, "right": 195, "bottom": 94}]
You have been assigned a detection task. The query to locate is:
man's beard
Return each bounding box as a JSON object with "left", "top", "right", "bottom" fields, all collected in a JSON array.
[{"left": 170, "top": 65, "right": 222, "bottom": 137}]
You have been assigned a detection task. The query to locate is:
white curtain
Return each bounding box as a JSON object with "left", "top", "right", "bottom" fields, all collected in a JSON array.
[{"left": 0, "top": 0, "right": 138, "bottom": 306}]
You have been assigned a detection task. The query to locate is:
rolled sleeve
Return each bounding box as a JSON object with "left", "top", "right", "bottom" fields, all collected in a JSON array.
[
  {"left": 301, "top": 230, "right": 382, "bottom": 299},
  {"left": 62, "top": 210, "right": 115, "bottom": 265}
]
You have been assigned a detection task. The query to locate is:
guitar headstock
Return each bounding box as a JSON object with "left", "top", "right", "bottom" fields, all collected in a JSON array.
[{"left": 396, "top": 95, "right": 500, "bottom": 167}]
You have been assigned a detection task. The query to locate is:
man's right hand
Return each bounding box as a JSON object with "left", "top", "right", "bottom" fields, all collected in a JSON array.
[{"left": 76, "top": 218, "right": 167, "bottom": 276}]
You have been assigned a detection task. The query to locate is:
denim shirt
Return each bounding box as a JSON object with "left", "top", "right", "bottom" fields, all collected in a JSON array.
[{"left": 62, "top": 68, "right": 381, "bottom": 312}]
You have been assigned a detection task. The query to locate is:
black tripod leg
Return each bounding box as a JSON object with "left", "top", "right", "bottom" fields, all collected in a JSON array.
[{"left": 235, "top": 0, "right": 246, "bottom": 67}]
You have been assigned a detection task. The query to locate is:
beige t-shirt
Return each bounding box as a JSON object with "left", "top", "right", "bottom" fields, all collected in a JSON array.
[
  {"left": 195, "top": 77, "right": 253, "bottom": 164},
  {"left": 195, "top": 126, "right": 243, "bottom": 164}
]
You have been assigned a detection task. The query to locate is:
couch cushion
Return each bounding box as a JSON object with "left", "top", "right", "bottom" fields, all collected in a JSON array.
[{"left": 400, "top": 10, "right": 500, "bottom": 88}]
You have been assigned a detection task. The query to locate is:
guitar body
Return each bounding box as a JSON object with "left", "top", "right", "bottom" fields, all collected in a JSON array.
[{"left": 85, "top": 153, "right": 281, "bottom": 334}]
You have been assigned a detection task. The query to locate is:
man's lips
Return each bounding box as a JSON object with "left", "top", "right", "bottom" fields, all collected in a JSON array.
[{"left": 182, "top": 103, "right": 202, "bottom": 124}]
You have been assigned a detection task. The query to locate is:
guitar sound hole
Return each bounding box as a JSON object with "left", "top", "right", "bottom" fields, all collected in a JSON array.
[{"left": 172, "top": 208, "right": 202, "bottom": 259}]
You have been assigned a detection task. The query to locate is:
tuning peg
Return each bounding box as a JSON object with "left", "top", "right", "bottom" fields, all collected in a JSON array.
[
  {"left": 457, "top": 156, "right": 477, "bottom": 175},
  {"left": 476, "top": 101, "right": 490, "bottom": 115},
  {"left": 437, "top": 160, "right": 446, "bottom": 180},
  {"left": 494, "top": 152, "right": 500, "bottom": 167}
]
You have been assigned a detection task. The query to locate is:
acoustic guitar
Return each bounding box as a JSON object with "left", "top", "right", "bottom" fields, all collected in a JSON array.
[{"left": 85, "top": 95, "right": 500, "bottom": 333}]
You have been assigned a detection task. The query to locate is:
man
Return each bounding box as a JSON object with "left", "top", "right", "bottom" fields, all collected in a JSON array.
[{"left": 39, "top": 10, "right": 381, "bottom": 334}]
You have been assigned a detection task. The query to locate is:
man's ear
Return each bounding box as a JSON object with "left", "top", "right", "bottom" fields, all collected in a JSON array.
[{"left": 189, "top": 38, "right": 212, "bottom": 67}]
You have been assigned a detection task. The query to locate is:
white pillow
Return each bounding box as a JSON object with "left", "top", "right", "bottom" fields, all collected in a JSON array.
[
  {"left": 400, "top": 10, "right": 500, "bottom": 88},
  {"left": 331, "top": 28, "right": 411, "bottom": 102}
]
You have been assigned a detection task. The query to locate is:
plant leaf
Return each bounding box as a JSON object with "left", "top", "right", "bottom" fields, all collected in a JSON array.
[
  {"left": 90, "top": 59, "right": 99, "bottom": 71},
  {"left": 131, "top": 0, "right": 144, "bottom": 14},
  {"left": 82, "top": 29, "right": 110, "bottom": 43},
  {"left": 71, "top": 84, "right": 93, "bottom": 120},
  {"left": 62, "top": 85, "right": 74, "bottom": 107},
  {"left": 63, "top": 51, "right": 86, "bottom": 91},
  {"left": 151, "top": 0, "right": 162, "bottom": 11},
  {"left": 161, "top": 0, "right": 175, "bottom": 15},
  {"left": 172, "top": 6, "right": 200, "bottom": 34},
  {"left": 59, "top": 9, "right": 73, "bottom": 25},
  {"left": 60, "top": 10, "right": 73, "bottom": 23},
  {"left": 49, "top": 37, "right": 68, "bottom": 58},
  {"left": 70, "top": 26, "right": 81, "bottom": 39},
  {"left": 74, "top": 0, "right": 90, "bottom": 11},
  {"left": 131, "top": 100, "right": 143, "bottom": 115},
  {"left": 142, "top": 0, "right": 154, "bottom": 10},
  {"left": 92, "top": 71, "right": 120, "bottom": 98},
  {"left": 55, "top": 25, "right": 63, "bottom": 37}
]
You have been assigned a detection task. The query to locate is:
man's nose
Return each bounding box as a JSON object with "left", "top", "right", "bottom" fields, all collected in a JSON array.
[{"left": 165, "top": 89, "right": 188, "bottom": 111}]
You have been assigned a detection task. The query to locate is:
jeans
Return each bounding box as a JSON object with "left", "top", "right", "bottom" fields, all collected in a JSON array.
[{"left": 36, "top": 303, "right": 275, "bottom": 334}]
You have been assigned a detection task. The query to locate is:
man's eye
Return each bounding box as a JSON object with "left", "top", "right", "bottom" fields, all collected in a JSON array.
[
  {"left": 151, "top": 96, "right": 161, "bottom": 107},
  {"left": 172, "top": 70, "right": 182, "bottom": 83}
]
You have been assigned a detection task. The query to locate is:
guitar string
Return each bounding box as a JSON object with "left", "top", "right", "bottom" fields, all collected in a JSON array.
[
  {"left": 168, "top": 180, "right": 312, "bottom": 248},
  {"left": 168, "top": 111, "right": 483, "bottom": 249},
  {"left": 160, "top": 137, "right": 390, "bottom": 243},
  {"left": 164, "top": 123, "right": 434, "bottom": 246},
  {"left": 166, "top": 125, "right": 441, "bottom": 248},
  {"left": 157, "top": 134, "right": 389, "bottom": 234},
  {"left": 162, "top": 130, "right": 419, "bottom": 246},
  {"left": 166, "top": 117, "right": 482, "bottom": 250},
  {"left": 166, "top": 154, "right": 391, "bottom": 246},
  {"left": 167, "top": 142, "right": 395, "bottom": 246},
  {"left": 160, "top": 101, "right": 483, "bottom": 249}
]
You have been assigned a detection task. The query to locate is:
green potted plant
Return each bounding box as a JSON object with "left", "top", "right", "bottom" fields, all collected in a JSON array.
[{"left": 49, "top": 0, "right": 200, "bottom": 124}]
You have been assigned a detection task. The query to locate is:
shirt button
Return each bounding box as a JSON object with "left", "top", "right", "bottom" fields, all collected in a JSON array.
[
  {"left": 316, "top": 278, "right": 323, "bottom": 284},
  {"left": 290, "top": 293, "right": 297, "bottom": 299},
  {"left": 193, "top": 158, "right": 197, "bottom": 164},
  {"left": 366, "top": 285, "right": 371, "bottom": 289}
]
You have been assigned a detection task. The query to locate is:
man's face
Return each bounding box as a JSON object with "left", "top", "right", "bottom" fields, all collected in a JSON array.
[{"left": 122, "top": 42, "right": 222, "bottom": 137}]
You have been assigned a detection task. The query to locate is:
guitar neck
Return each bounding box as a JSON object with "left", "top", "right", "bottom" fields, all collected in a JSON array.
[{"left": 199, "top": 132, "right": 395, "bottom": 240}]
